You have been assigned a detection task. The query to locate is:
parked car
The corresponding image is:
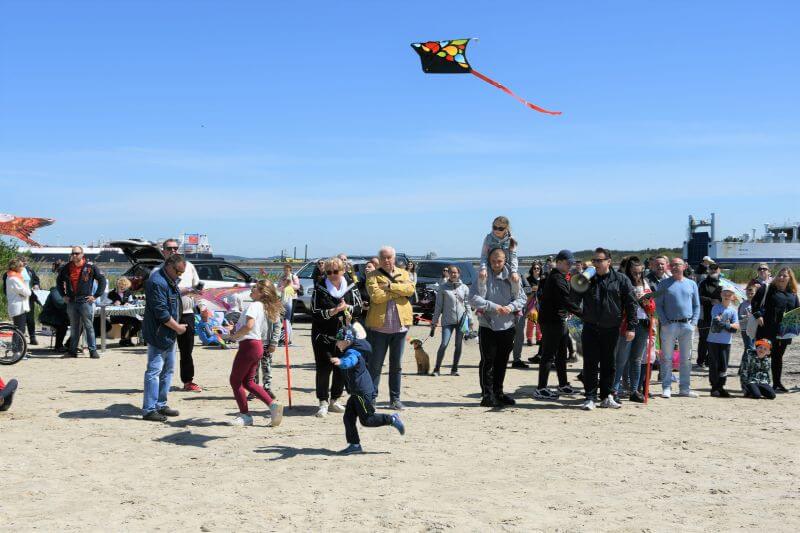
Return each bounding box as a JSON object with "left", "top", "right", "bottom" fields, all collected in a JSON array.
[{"left": 109, "top": 239, "right": 256, "bottom": 292}]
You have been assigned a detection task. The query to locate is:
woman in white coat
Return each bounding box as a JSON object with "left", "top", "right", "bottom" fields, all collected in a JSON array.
[{"left": 6, "top": 258, "right": 32, "bottom": 352}]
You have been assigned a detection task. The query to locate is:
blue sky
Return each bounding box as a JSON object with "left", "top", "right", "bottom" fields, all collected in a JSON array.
[{"left": 2, "top": 1, "right": 798, "bottom": 258}]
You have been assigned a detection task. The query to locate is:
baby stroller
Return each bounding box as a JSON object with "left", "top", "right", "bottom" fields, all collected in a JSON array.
[{"left": 412, "top": 286, "right": 437, "bottom": 325}]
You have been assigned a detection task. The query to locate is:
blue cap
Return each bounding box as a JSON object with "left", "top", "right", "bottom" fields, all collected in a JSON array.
[
  {"left": 335, "top": 326, "right": 355, "bottom": 343},
  {"left": 556, "top": 249, "right": 575, "bottom": 263}
]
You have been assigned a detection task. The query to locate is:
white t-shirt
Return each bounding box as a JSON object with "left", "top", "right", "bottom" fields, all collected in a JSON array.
[
  {"left": 235, "top": 300, "right": 266, "bottom": 341},
  {"left": 152, "top": 261, "right": 200, "bottom": 314}
]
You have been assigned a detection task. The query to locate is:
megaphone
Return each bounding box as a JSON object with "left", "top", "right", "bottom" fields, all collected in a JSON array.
[{"left": 570, "top": 266, "right": 596, "bottom": 293}]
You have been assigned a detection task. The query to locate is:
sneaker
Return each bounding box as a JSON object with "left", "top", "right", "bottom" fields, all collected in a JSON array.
[
  {"left": 557, "top": 384, "right": 578, "bottom": 395},
  {"left": 158, "top": 406, "right": 179, "bottom": 417},
  {"left": 265, "top": 389, "right": 276, "bottom": 400},
  {"left": 389, "top": 400, "right": 405, "bottom": 411},
  {"left": 600, "top": 395, "right": 622, "bottom": 409},
  {"left": 228, "top": 414, "right": 254, "bottom": 426},
  {"left": 339, "top": 443, "right": 363, "bottom": 455},
  {"left": 431, "top": 370, "right": 440, "bottom": 377},
  {"left": 390, "top": 414, "right": 405, "bottom": 435},
  {"left": 526, "top": 339, "right": 533, "bottom": 346},
  {"left": 315, "top": 401, "right": 328, "bottom": 418},
  {"left": 183, "top": 382, "right": 203, "bottom": 392},
  {"left": 661, "top": 388, "right": 672, "bottom": 399},
  {"left": 328, "top": 400, "right": 346, "bottom": 413},
  {"left": 142, "top": 411, "right": 167, "bottom": 422},
  {"left": 511, "top": 360, "right": 529, "bottom": 369},
  {"left": 532, "top": 388, "right": 560, "bottom": 400},
  {"left": 678, "top": 390, "right": 699, "bottom": 398},
  {"left": 480, "top": 395, "right": 501, "bottom": 407},
  {"left": 89, "top": 350, "right": 100, "bottom": 359},
  {"left": 629, "top": 391, "right": 645, "bottom": 403},
  {"left": 718, "top": 388, "right": 732, "bottom": 398},
  {"left": 775, "top": 384, "right": 788, "bottom": 393},
  {"left": 269, "top": 402, "right": 284, "bottom": 427},
  {"left": 247, "top": 393, "right": 256, "bottom": 401},
  {"left": 450, "top": 370, "right": 460, "bottom": 376},
  {"left": 580, "top": 399, "right": 596, "bottom": 411},
  {"left": 498, "top": 393, "right": 516, "bottom": 406},
  {"left": 710, "top": 389, "right": 721, "bottom": 397}
]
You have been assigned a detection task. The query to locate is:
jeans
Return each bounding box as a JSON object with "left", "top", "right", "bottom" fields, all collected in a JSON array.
[
  {"left": 142, "top": 342, "right": 176, "bottom": 413},
  {"left": 512, "top": 313, "right": 526, "bottom": 361},
  {"left": 367, "top": 330, "right": 407, "bottom": 402},
  {"left": 343, "top": 393, "right": 393, "bottom": 445},
  {"left": 740, "top": 330, "right": 754, "bottom": 354},
  {"left": 283, "top": 301, "right": 293, "bottom": 342},
  {"left": 744, "top": 382, "right": 775, "bottom": 399},
  {"left": 659, "top": 322, "right": 694, "bottom": 393},
  {"left": 434, "top": 325, "right": 464, "bottom": 372},
  {"left": 67, "top": 300, "right": 96, "bottom": 352},
  {"left": 613, "top": 323, "right": 649, "bottom": 394}
]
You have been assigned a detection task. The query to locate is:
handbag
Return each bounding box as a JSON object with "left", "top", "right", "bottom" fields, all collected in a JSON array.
[{"left": 746, "top": 286, "right": 768, "bottom": 339}]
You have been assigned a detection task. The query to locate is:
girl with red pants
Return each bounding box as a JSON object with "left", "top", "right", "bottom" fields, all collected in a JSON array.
[{"left": 226, "top": 280, "right": 285, "bottom": 427}]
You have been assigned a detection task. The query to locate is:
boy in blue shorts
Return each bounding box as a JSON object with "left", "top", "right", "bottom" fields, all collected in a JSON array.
[{"left": 331, "top": 327, "right": 405, "bottom": 455}]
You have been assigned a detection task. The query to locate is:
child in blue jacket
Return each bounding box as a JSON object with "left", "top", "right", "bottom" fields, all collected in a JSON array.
[{"left": 331, "top": 327, "right": 405, "bottom": 454}]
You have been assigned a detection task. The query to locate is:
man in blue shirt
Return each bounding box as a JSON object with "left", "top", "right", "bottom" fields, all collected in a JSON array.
[{"left": 654, "top": 258, "right": 701, "bottom": 398}]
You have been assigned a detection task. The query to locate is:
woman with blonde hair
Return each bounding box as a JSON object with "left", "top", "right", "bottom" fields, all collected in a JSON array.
[
  {"left": 752, "top": 267, "right": 799, "bottom": 392},
  {"left": 226, "top": 279, "right": 285, "bottom": 427},
  {"left": 106, "top": 276, "right": 140, "bottom": 346},
  {"left": 311, "top": 256, "right": 362, "bottom": 417}
]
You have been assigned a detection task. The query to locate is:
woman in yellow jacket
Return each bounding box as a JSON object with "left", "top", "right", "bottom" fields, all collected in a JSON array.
[{"left": 366, "top": 246, "right": 416, "bottom": 410}]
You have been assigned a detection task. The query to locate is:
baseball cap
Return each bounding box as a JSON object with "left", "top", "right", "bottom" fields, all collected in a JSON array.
[
  {"left": 335, "top": 327, "right": 355, "bottom": 343},
  {"left": 755, "top": 339, "right": 772, "bottom": 349},
  {"left": 702, "top": 256, "right": 712, "bottom": 262},
  {"left": 555, "top": 249, "right": 575, "bottom": 263}
]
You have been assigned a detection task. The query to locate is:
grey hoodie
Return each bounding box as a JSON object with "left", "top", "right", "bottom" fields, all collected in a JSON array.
[
  {"left": 470, "top": 266, "right": 527, "bottom": 331},
  {"left": 432, "top": 280, "right": 471, "bottom": 327}
]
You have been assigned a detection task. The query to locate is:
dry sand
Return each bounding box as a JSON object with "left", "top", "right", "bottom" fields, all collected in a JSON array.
[{"left": 2, "top": 320, "right": 799, "bottom": 532}]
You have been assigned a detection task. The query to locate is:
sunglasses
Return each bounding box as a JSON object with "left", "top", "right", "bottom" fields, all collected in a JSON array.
[
  {"left": 326, "top": 269, "right": 340, "bottom": 275},
  {"left": 70, "top": 252, "right": 82, "bottom": 255},
  {"left": 492, "top": 225, "right": 507, "bottom": 232},
  {"left": 164, "top": 246, "right": 179, "bottom": 251},
  {"left": 591, "top": 258, "right": 607, "bottom": 263},
  {"left": 758, "top": 267, "right": 769, "bottom": 271}
]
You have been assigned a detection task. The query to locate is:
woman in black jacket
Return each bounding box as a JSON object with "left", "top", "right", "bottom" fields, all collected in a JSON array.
[
  {"left": 752, "top": 267, "right": 799, "bottom": 392},
  {"left": 311, "top": 257, "right": 363, "bottom": 418}
]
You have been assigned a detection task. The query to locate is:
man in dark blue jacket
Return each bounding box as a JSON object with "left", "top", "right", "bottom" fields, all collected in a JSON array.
[
  {"left": 331, "top": 327, "right": 405, "bottom": 454},
  {"left": 141, "top": 254, "right": 187, "bottom": 422}
]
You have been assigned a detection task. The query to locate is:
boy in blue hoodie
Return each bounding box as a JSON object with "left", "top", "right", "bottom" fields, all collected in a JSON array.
[{"left": 331, "top": 327, "right": 405, "bottom": 454}]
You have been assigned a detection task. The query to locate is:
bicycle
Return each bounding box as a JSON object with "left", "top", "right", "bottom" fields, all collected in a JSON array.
[{"left": 0, "top": 322, "right": 27, "bottom": 365}]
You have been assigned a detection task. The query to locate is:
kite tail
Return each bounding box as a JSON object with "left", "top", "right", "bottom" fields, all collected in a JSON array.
[{"left": 470, "top": 70, "right": 561, "bottom": 115}]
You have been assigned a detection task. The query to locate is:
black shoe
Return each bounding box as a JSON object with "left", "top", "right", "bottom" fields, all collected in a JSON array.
[
  {"left": 718, "top": 388, "right": 732, "bottom": 398},
  {"left": 143, "top": 411, "right": 167, "bottom": 422},
  {"left": 526, "top": 340, "right": 533, "bottom": 346},
  {"left": 775, "top": 384, "right": 788, "bottom": 393},
  {"left": 629, "top": 391, "right": 645, "bottom": 403},
  {"left": 62, "top": 351, "right": 78, "bottom": 358},
  {"left": 89, "top": 351, "right": 100, "bottom": 359},
  {"left": 498, "top": 393, "right": 516, "bottom": 406},
  {"left": 557, "top": 384, "right": 578, "bottom": 395},
  {"left": 527, "top": 355, "right": 541, "bottom": 364},
  {"left": 158, "top": 406, "right": 180, "bottom": 417},
  {"left": 511, "top": 360, "right": 529, "bottom": 369},
  {"left": 29, "top": 338, "right": 38, "bottom": 346},
  {"left": 480, "top": 395, "right": 501, "bottom": 407},
  {"left": 54, "top": 345, "right": 67, "bottom": 353},
  {"left": 576, "top": 372, "right": 584, "bottom": 384}
]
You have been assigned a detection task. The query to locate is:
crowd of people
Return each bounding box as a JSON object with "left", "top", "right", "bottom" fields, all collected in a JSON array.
[{"left": 3, "top": 217, "right": 799, "bottom": 453}]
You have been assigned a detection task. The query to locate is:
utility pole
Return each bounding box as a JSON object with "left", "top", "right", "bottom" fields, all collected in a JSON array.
[
  {"left": 293, "top": 246, "right": 297, "bottom": 260},
  {"left": 304, "top": 244, "right": 308, "bottom": 261}
]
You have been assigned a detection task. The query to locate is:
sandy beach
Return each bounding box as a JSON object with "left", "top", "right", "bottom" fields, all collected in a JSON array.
[{"left": 2, "top": 320, "right": 799, "bottom": 532}]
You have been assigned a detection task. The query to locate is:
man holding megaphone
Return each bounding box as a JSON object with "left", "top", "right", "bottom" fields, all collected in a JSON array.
[{"left": 573, "top": 248, "right": 639, "bottom": 411}]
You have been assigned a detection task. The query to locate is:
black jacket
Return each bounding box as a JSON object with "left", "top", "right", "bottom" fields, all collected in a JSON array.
[
  {"left": 698, "top": 276, "right": 722, "bottom": 323},
  {"left": 538, "top": 269, "right": 581, "bottom": 324},
  {"left": 39, "top": 287, "right": 69, "bottom": 328},
  {"left": 107, "top": 289, "right": 134, "bottom": 305},
  {"left": 575, "top": 269, "right": 638, "bottom": 331},
  {"left": 339, "top": 339, "right": 376, "bottom": 400},
  {"left": 56, "top": 261, "right": 107, "bottom": 299},
  {"left": 311, "top": 279, "right": 363, "bottom": 338},
  {"left": 752, "top": 285, "right": 799, "bottom": 340}
]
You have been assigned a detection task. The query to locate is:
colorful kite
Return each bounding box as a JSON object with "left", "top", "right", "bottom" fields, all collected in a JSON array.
[
  {"left": 0, "top": 214, "right": 55, "bottom": 246},
  {"left": 411, "top": 38, "right": 561, "bottom": 115},
  {"left": 779, "top": 307, "right": 800, "bottom": 339},
  {"left": 194, "top": 286, "right": 252, "bottom": 312},
  {"left": 719, "top": 278, "right": 748, "bottom": 306}
]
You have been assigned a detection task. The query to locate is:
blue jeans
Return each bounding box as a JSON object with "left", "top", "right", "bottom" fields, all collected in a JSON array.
[
  {"left": 67, "top": 300, "right": 96, "bottom": 352},
  {"left": 143, "top": 342, "right": 176, "bottom": 413},
  {"left": 613, "top": 323, "right": 648, "bottom": 393},
  {"left": 367, "top": 330, "right": 407, "bottom": 402},
  {"left": 659, "top": 322, "right": 694, "bottom": 393},
  {"left": 435, "top": 324, "right": 464, "bottom": 372},
  {"left": 283, "top": 301, "right": 293, "bottom": 342},
  {"left": 740, "top": 330, "right": 754, "bottom": 354}
]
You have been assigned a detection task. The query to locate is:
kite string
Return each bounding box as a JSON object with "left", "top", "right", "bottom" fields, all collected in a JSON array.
[{"left": 470, "top": 69, "right": 562, "bottom": 115}]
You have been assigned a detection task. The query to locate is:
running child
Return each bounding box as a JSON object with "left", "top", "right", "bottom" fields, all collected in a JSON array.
[{"left": 330, "top": 326, "right": 405, "bottom": 455}]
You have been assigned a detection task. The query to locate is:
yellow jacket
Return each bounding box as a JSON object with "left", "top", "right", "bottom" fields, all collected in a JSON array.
[{"left": 365, "top": 267, "right": 416, "bottom": 329}]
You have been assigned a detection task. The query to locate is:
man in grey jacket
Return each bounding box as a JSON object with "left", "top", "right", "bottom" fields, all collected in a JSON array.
[{"left": 470, "top": 248, "right": 527, "bottom": 408}]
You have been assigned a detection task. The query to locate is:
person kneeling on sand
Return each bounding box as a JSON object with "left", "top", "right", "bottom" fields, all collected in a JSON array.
[
  {"left": 331, "top": 326, "right": 405, "bottom": 455},
  {"left": 226, "top": 280, "right": 284, "bottom": 428},
  {"left": 739, "top": 339, "right": 776, "bottom": 399}
]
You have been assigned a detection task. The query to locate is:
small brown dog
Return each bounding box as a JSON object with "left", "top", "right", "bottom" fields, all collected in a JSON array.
[{"left": 410, "top": 338, "right": 431, "bottom": 375}]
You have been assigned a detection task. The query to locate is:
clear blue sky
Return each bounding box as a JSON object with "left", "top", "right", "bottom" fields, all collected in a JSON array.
[{"left": 2, "top": 1, "right": 798, "bottom": 258}]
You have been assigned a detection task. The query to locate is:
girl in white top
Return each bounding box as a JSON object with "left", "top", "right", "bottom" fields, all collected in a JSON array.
[
  {"left": 226, "top": 280, "right": 285, "bottom": 427},
  {"left": 6, "top": 258, "right": 32, "bottom": 340}
]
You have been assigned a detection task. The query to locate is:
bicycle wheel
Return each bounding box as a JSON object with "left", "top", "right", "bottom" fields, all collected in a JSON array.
[{"left": 0, "top": 324, "right": 27, "bottom": 365}]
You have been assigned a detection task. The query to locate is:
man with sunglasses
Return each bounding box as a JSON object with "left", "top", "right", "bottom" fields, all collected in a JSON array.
[
  {"left": 56, "top": 246, "right": 107, "bottom": 358},
  {"left": 152, "top": 239, "right": 202, "bottom": 392},
  {"left": 752, "top": 263, "right": 772, "bottom": 288},
  {"left": 573, "top": 248, "right": 638, "bottom": 410}
]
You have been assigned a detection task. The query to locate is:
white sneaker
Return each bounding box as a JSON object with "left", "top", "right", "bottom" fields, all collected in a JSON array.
[
  {"left": 228, "top": 414, "right": 253, "bottom": 426},
  {"left": 678, "top": 390, "right": 699, "bottom": 398},
  {"left": 661, "top": 388, "right": 672, "bottom": 399},
  {"left": 600, "top": 395, "right": 621, "bottom": 409},
  {"left": 580, "top": 399, "right": 595, "bottom": 411},
  {"left": 328, "top": 400, "right": 346, "bottom": 414},
  {"left": 269, "top": 402, "right": 284, "bottom": 427},
  {"left": 315, "top": 401, "right": 328, "bottom": 418}
]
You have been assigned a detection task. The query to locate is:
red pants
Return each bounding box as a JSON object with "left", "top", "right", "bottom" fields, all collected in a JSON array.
[
  {"left": 230, "top": 339, "right": 273, "bottom": 414},
  {"left": 0, "top": 377, "right": 5, "bottom": 390},
  {"left": 526, "top": 319, "right": 542, "bottom": 343}
]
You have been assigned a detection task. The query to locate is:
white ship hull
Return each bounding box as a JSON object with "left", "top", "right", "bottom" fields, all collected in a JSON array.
[{"left": 709, "top": 242, "right": 800, "bottom": 264}]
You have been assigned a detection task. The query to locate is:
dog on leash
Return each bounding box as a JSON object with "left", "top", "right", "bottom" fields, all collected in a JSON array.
[{"left": 409, "top": 338, "right": 431, "bottom": 375}]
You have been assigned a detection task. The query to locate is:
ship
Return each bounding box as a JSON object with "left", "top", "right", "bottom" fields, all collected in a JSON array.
[{"left": 684, "top": 213, "right": 800, "bottom": 267}]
